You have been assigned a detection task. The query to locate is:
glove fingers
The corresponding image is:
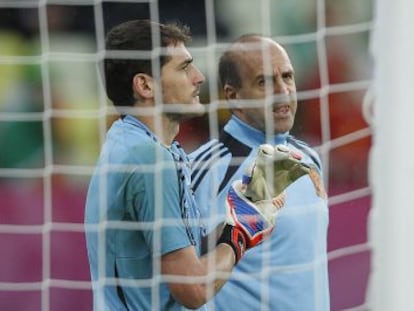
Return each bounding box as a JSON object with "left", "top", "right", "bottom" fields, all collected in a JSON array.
[
  {"left": 272, "top": 173, "right": 293, "bottom": 197},
  {"left": 271, "top": 162, "right": 307, "bottom": 195},
  {"left": 288, "top": 163, "right": 310, "bottom": 181},
  {"left": 274, "top": 157, "right": 303, "bottom": 170},
  {"left": 248, "top": 146, "right": 299, "bottom": 200},
  {"left": 243, "top": 144, "right": 312, "bottom": 201},
  {"left": 272, "top": 191, "right": 286, "bottom": 209}
]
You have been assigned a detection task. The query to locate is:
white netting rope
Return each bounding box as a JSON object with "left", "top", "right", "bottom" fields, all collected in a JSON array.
[{"left": 0, "top": 0, "right": 374, "bottom": 310}]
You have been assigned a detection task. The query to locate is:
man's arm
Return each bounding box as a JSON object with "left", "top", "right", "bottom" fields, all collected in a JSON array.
[
  {"left": 162, "top": 144, "right": 312, "bottom": 308},
  {"left": 200, "top": 223, "right": 224, "bottom": 255},
  {"left": 161, "top": 243, "right": 235, "bottom": 309}
]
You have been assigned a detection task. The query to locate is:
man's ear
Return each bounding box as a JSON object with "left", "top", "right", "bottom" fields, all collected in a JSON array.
[
  {"left": 132, "top": 73, "right": 154, "bottom": 99},
  {"left": 223, "top": 84, "right": 238, "bottom": 101},
  {"left": 224, "top": 84, "right": 243, "bottom": 112}
]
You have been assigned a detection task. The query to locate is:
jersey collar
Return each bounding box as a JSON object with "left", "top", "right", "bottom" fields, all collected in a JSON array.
[
  {"left": 122, "top": 114, "right": 184, "bottom": 157},
  {"left": 122, "top": 114, "right": 155, "bottom": 138},
  {"left": 223, "top": 115, "right": 289, "bottom": 148}
]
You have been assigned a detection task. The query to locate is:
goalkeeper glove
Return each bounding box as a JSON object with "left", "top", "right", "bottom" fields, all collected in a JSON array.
[
  {"left": 217, "top": 144, "right": 314, "bottom": 264},
  {"left": 217, "top": 222, "right": 247, "bottom": 264},
  {"left": 217, "top": 147, "right": 292, "bottom": 263},
  {"left": 243, "top": 144, "right": 311, "bottom": 203},
  {"left": 217, "top": 180, "right": 283, "bottom": 263}
]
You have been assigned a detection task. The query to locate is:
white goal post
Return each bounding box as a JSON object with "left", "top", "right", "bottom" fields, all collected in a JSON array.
[
  {"left": 368, "top": 0, "right": 414, "bottom": 310},
  {"left": 0, "top": 0, "right": 393, "bottom": 310}
]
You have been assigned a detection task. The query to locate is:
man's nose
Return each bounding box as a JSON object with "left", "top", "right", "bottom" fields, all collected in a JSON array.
[
  {"left": 193, "top": 66, "right": 205, "bottom": 85},
  {"left": 273, "top": 77, "right": 289, "bottom": 94}
]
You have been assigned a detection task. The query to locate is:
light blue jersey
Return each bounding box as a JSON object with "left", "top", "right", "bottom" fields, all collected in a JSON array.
[
  {"left": 190, "top": 115, "right": 330, "bottom": 311},
  {"left": 85, "top": 115, "right": 203, "bottom": 311}
]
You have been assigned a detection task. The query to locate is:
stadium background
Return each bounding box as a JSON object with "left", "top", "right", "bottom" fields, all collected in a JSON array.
[{"left": 0, "top": 0, "right": 373, "bottom": 310}]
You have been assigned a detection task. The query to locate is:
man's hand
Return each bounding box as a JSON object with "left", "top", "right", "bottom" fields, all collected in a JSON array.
[
  {"left": 243, "top": 144, "right": 311, "bottom": 203},
  {"left": 217, "top": 180, "right": 282, "bottom": 263},
  {"left": 217, "top": 144, "right": 314, "bottom": 263}
]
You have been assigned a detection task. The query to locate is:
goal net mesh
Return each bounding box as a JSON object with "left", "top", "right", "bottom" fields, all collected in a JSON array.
[{"left": 0, "top": 0, "right": 373, "bottom": 310}]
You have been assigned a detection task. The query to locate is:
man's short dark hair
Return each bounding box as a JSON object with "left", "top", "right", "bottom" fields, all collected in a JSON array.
[
  {"left": 104, "top": 19, "right": 191, "bottom": 107},
  {"left": 218, "top": 51, "right": 242, "bottom": 89},
  {"left": 218, "top": 34, "right": 263, "bottom": 90}
]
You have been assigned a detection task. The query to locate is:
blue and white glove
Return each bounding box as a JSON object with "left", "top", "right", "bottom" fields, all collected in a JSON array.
[
  {"left": 225, "top": 179, "right": 283, "bottom": 247},
  {"left": 219, "top": 144, "right": 307, "bottom": 263},
  {"left": 217, "top": 180, "right": 281, "bottom": 264}
]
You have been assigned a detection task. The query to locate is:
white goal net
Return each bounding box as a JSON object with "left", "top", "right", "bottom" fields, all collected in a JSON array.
[{"left": 0, "top": 0, "right": 379, "bottom": 310}]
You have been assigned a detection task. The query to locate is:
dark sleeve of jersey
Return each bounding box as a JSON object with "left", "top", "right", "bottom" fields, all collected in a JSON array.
[
  {"left": 217, "top": 131, "right": 252, "bottom": 194},
  {"left": 190, "top": 140, "right": 230, "bottom": 192}
]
